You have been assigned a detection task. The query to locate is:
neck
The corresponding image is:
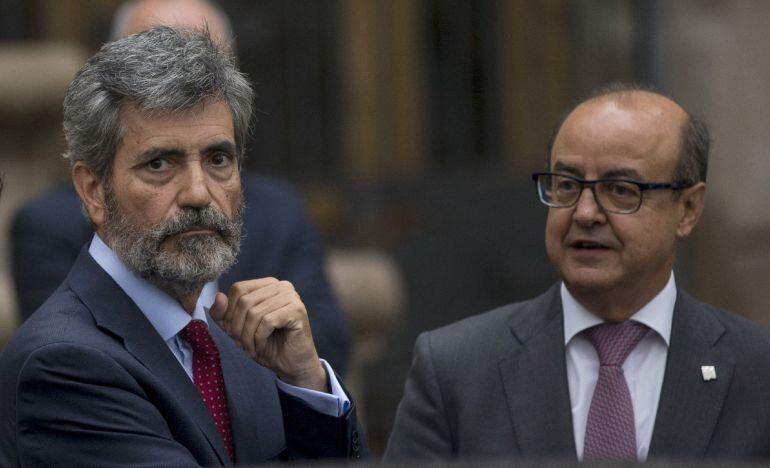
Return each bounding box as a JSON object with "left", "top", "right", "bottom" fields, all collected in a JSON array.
[
  {"left": 177, "top": 292, "right": 201, "bottom": 315},
  {"left": 567, "top": 276, "right": 671, "bottom": 323},
  {"left": 160, "top": 285, "right": 204, "bottom": 315}
]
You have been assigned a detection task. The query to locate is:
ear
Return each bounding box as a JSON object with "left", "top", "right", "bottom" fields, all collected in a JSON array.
[
  {"left": 676, "top": 182, "right": 705, "bottom": 239},
  {"left": 72, "top": 161, "right": 107, "bottom": 229}
]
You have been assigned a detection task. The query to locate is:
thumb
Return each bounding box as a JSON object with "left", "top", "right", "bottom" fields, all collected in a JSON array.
[{"left": 209, "top": 292, "right": 229, "bottom": 327}]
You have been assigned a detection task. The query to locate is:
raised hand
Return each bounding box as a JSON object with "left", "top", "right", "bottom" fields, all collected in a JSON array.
[{"left": 210, "top": 278, "right": 328, "bottom": 392}]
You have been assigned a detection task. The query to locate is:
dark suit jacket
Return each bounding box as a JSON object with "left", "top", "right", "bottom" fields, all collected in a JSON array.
[
  {"left": 385, "top": 283, "right": 770, "bottom": 461},
  {"left": 0, "top": 248, "right": 365, "bottom": 466},
  {"left": 11, "top": 173, "right": 349, "bottom": 373}
]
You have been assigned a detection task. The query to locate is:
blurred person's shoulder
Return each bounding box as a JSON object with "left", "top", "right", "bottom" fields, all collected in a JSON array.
[{"left": 12, "top": 182, "right": 88, "bottom": 240}]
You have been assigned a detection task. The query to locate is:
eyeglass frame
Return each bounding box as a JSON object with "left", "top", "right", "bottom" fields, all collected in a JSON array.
[{"left": 531, "top": 171, "right": 693, "bottom": 214}]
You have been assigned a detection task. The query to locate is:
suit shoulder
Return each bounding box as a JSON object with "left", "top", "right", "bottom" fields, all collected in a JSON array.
[
  {"left": 13, "top": 183, "right": 80, "bottom": 223},
  {"left": 418, "top": 287, "right": 557, "bottom": 357},
  {"left": 679, "top": 292, "right": 770, "bottom": 359},
  {"left": 241, "top": 173, "right": 304, "bottom": 207},
  {"left": 12, "top": 182, "right": 88, "bottom": 240},
  {"left": 4, "top": 287, "right": 102, "bottom": 359},
  {"left": 700, "top": 299, "right": 770, "bottom": 347}
]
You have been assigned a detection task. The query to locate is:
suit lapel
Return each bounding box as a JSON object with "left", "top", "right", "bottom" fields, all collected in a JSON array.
[
  {"left": 67, "top": 249, "right": 233, "bottom": 466},
  {"left": 211, "top": 322, "right": 285, "bottom": 462},
  {"left": 498, "top": 286, "right": 577, "bottom": 459},
  {"left": 648, "top": 291, "right": 732, "bottom": 458}
]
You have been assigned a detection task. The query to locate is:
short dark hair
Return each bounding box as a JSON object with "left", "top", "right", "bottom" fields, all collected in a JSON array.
[
  {"left": 62, "top": 26, "right": 253, "bottom": 180},
  {"left": 545, "top": 82, "right": 710, "bottom": 185}
]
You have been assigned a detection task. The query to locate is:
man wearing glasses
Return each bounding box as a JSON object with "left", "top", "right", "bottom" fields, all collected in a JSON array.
[{"left": 385, "top": 83, "right": 770, "bottom": 462}]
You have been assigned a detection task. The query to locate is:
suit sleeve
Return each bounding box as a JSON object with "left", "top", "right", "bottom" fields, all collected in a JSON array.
[
  {"left": 15, "top": 343, "right": 203, "bottom": 466},
  {"left": 384, "top": 332, "right": 454, "bottom": 460},
  {"left": 278, "top": 384, "right": 367, "bottom": 460}
]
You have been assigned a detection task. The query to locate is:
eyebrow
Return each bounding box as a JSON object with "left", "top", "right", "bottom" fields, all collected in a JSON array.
[
  {"left": 552, "top": 161, "right": 643, "bottom": 180},
  {"left": 133, "top": 139, "right": 237, "bottom": 166},
  {"left": 202, "top": 140, "right": 237, "bottom": 156},
  {"left": 133, "top": 147, "right": 184, "bottom": 167}
]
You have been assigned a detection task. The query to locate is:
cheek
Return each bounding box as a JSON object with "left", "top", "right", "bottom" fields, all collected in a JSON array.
[
  {"left": 545, "top": 211, "right": 569, "bottom": 240},
  {"left": 544, "top": 212, "right": 568, "bottom": 255},
  {"left": 123, "top": 189, "right": 176, "bottom": 226},
  {"left": 220, "top": 180, "right": 242, "bottom": 215}
]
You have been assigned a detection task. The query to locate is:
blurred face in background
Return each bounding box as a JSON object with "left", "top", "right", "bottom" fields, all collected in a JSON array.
[{"left": 116, "top": 0, "right": 232, "bottom": 47}]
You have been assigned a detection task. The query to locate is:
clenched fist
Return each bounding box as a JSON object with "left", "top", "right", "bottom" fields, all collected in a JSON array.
[{"left": 210, "top": 278, "right": 328, "bottom": 392}]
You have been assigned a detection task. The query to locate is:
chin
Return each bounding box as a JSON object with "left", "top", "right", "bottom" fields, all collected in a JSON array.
[{"left": 561, "top": 268, "right": 619, "bottom": 295}]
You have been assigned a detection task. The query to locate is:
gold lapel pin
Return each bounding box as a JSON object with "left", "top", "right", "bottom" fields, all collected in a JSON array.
[{"left": 701, "top": 365, "right": 717, "bottom": 381}]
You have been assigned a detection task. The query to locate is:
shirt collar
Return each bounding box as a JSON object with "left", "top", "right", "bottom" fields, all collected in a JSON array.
[
  {"left": 562, "top": 272, "right": 676, "bottom": 346},
  {"left": 89, "top": 233, "right": 217, "bottom": 341}
]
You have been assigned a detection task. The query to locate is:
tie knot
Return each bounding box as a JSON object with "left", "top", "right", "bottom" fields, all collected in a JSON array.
[
  {"left": 181, "top": 320, "right": 218, "bottom": 356},
  {"left": 585, "top": 322, "right": 648, "bottom": 366}
]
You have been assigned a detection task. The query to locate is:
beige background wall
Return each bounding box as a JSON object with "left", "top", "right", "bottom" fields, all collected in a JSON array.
[{"left": 659, "top": 0, "right": 770, "bottom": 324}]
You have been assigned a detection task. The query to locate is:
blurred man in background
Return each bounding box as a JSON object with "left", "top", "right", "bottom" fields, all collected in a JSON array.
[
  {"left": 11, "top": 0, "right": 350, "bottom": 373},
  {"left": 386, "top": 84, "right": 770, "bottom": 462}
]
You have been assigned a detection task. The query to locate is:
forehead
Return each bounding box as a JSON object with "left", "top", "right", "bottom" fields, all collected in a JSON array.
[
  {"left": 116, "top": 100, "right": 234, "bottom": 150},
  {"left": 551, "top": 93, "right": 686, "bottom": 178}
]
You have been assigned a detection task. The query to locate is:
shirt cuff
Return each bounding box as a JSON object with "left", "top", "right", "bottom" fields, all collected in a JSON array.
[{"left": 274, "top": 359, "right": 351, "bottom": 417}]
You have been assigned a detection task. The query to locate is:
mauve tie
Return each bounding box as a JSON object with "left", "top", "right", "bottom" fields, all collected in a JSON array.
[
  {"left": 182, "top": 320, "right": 234, "bottom": 461},
  {"left": 583, "top": 322, "right": 649, "bottom": 461}
]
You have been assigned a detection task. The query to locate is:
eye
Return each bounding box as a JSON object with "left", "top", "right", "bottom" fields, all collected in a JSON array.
[
  {"left": 209, "top": 152, "right": 234, "bottom": 168},
  {"left": 146, "top": 158, "right": 169, "bottom": 171},
  {"left": 606, "top": 181, "right": 638, "bottom": 198},
  {"left": 556, "top": 178, "right": 578, "bottom": 192}
]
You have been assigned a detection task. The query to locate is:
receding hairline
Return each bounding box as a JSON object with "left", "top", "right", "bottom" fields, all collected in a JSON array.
[
  {"left": 547, "top": 88, "right": 690, "bottom": 163},
  {"left": 575, "top": 89, "right": 688, "bottom": 123}
]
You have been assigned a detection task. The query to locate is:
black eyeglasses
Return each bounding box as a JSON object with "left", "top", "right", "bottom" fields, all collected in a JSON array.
[{"left": 531, "top": 172, "right": 692, "bottom": 214}]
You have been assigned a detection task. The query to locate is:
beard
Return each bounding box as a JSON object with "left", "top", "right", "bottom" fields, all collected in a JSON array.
[{"left": 102, "top": 185, "right": 243, "bottom": 296}]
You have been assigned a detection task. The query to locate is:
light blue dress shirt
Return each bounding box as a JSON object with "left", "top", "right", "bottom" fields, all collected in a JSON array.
[
  {"left": 563, "top": 273, "right": 675, "bottom": 461},
  {"left": 89, "top": 234, "right": 350, "bottom": 416}
]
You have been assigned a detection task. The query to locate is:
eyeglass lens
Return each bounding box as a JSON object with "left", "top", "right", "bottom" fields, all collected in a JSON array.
[{"left": 538, "top": 174, "right": 642, "bottom": 213}]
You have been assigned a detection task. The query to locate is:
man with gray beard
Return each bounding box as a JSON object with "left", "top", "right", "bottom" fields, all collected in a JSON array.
[{"left": 0, "top": 26, "right": 365, "bottom": 466}]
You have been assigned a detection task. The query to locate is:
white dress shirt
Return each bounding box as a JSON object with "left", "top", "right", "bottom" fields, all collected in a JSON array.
[
  {"left": 89, "top": 233, "right": 349, "bottom": 416},
  {"left": 563, "top": 273, "right": 676, "bottom": 461}
]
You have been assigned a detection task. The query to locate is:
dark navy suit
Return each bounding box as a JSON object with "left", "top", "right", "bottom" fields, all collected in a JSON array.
[
  {"left": 0, "top": 248, "right": 365, "bottom": 466},
  {"left": 11, "top": 173, "right": 349, "bottom": 373}
]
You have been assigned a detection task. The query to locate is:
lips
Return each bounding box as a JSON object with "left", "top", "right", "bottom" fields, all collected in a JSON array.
[{"left": 571, "top": 240, "right": 608, "bottom": 249}]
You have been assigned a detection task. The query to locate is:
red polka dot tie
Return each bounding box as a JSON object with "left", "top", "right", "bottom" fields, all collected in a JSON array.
[
  {"left": 583, "top": 322, "right": 649, "bottom": 461},
  {"left": 181, "top": 320, "right": 234, "bottom": 461}
]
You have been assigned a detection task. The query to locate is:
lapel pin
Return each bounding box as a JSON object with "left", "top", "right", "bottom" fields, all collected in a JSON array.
[{"left": 701, "top": 365, "right": 717, "bottom": 381}]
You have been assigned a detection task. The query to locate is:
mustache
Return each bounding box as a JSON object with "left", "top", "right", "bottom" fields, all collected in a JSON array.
[{"left": 148, "top": 206, "right": 241, "bottom": 242}]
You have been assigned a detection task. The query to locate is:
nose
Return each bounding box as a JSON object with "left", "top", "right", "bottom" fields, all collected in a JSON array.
[
  {"left": 572, "top": 185, "right": 607, "bottom": 226},
  {"left": 177, "top": 160, "right": 213, "bottom": 208}
]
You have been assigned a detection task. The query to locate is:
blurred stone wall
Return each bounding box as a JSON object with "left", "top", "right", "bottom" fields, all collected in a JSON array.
[
  {"left": 0, "top": 41, "right": 85, "bottom": 346},
  {"left": 658, "top": 0, "right": 770, "bottom": 325}
]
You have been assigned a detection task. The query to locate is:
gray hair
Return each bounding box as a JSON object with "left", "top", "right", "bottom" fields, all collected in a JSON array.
[
  {"left": 62, "top": 26, "right": 253, "bottom": 180},
  {"left": 546, "top": 82, "right": 710, "bottom": 185}
]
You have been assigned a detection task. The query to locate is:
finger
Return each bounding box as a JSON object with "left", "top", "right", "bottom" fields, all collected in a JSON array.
[
  {"left": 209, "top": 292, "right": 229, "bottom": 326},
  {"left": 228, "top": 280, "right": 296, "bottom": 340},
  {"left": 240, "top": 290, "right": 298, "bottom": 356},
  {"left": 225, "top": 278, "right": 281, "bottom": 339},
  {"left": 253, "top": 300, "right": 309, "bottom": 350}
]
